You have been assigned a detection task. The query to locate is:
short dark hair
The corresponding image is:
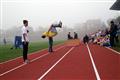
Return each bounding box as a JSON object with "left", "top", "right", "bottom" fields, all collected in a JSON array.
[
  {"left": 41, "top": 35, "right": 46, "bottom": 38},
  {"left": 23, "top": 20, "right": 28, "bottom": 24},
  {"left": 110, "top": 21, "right": 114, "bottom": 24}
]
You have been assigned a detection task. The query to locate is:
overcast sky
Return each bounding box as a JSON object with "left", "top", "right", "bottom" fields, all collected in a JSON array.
[{"left": 1, "top": 0, "right": 120, "bottom": 30}]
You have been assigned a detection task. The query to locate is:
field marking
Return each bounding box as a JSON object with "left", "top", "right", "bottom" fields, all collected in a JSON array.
[
  {"left": 86, "top": 44, "right": 101, "bottom": 80},
  {"left": 0, "top": 43, "right": 63, "bottom": 64},
  {"left": 105, "top": 47, "right": 120, "bottom": 55},
  {"left": 0, "top": 46, "right": 64, "bottom": 77},
  {"left": 38, "top": 47, "right": 74, "bottom": 80}
]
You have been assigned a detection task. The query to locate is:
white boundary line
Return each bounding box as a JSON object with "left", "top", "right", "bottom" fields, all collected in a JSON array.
[
  {"left": 0, "top": 43, "right": 63, "bottom": 64},
  {"left": 86, "top": 44, "right": 101, "bottom": 80},
  {"left": 0, "top": 45, "right": 64, "bottom": 77},
  {"left": 38, "top": 47, "right": 74, "bottom": 80},
  {"left": 105, "top": 47, "right": 120, "bottom": 55}
]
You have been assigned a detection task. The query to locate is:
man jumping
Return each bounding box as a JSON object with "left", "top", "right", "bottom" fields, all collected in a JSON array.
[{"left": 42, "top": 21, "right": 62, "bottom": 53}]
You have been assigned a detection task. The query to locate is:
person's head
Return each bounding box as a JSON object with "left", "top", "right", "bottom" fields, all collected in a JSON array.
[
  {"left": 85, "top": 34, "right": 88, "bottom": 37},
  {"left": 23, "top": 20, "right": 28, "bottom": 27},
  {"left": 74, "top": 32, "right": 77, "bottom": 34},
  {"left": 110, "top": 21, "right": 114, "bottom": 25},
  {"left": 68, "top": 32, "right": 70, "bottom": 34},
  {"left": 41, "top": 35, "right": 46, "bottom": 38}
]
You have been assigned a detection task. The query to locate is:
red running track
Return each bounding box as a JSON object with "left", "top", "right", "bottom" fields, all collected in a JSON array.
[
  {"left": 89, "top": 44, "right": 120, "bottom": 80},
  {"left": 42, "top": 44, "right": 96, "bottom": 80},
  {"left": 0, "top": 43, "right": 120, "bottom": 80},
  {"left": 0, "top": 44, "right": 63, "bottom": 74}
]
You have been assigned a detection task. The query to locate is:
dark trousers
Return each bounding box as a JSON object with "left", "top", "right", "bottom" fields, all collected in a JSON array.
[
  {"left": 115, "top": 35, "right": 119, "bottom": 43},
  {"left": 110, "top": 35, "right": 115, "bottom": 47},
  {"left": 22, "top": 42, "right": 29, "bottom": 61},
  {"left": 49, "top": 42, "right": 53, "bottom": 52}
]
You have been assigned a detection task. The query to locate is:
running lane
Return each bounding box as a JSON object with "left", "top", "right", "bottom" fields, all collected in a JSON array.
[
  {"left": 89, "top": 44, "right": 120, "bottom": 80},
  {"left": 0, "top": 44, "right": 64, "bottom": 74},
  {"left": 40, "top": 44, "right": 96, "bottom": 80},
  {"left": 0, "top": 46, "right": 71, "bottom": 80}
]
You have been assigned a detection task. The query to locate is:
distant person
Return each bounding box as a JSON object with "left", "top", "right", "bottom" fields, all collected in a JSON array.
[
  {"left": 67, "top": 32, "right": 72, "bottom": 40},
  {"left": 3, "top": 37, "right": 7, "bottom": 45},
  {"left": 109, "top": 21, "right": 118, "bottom": 47},
  {"left": 74, "top": 32, "right": 78, "bottom": 39},
  {"left": 83, "top": 34, "right": 89, "bottom": 44},
  {"left": 14, "top": 36, "right": 22, "bottom": 49},
  {"left": 115, "top": 22, "right": 120, "bottom": 43},
  {"left": 67, "top": 32, "right": 73, "bottom": 40},
  {"left": 21, "top": 20, "right": 29, "bottom": 63}
]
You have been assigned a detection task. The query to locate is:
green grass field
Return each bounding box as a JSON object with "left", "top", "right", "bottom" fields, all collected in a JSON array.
[{"left": 0, "top": 41, "right": 64, "bottom": 63}]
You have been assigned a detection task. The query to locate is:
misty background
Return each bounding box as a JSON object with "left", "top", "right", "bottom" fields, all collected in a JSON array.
[{"left": 0, "top": 0, "right": 120, "bottom": 44}]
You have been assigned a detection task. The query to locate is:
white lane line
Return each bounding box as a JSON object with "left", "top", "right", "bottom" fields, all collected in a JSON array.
[
  {"left": 0, "top": 44, "right": 63, "bottom": 64},
  {"left": 38, "top": 47, "right": 74, "bottom": 80},
  {"left": 86, "top": 44, "right": 101, "bottom": 80},
  {"left": 0, "top": 46, "right": 64, "bottom": 77},
  {"left": 105, "top": 47, "right": 120, "bottom": 55}
]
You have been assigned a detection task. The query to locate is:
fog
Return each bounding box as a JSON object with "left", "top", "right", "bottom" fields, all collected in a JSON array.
[{"left": 0, "top": 0, "right": 120, "bottom": 43}]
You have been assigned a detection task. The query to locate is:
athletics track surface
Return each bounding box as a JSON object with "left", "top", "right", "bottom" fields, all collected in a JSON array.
[{"left": 0, "top": 41, "right": 120, "bottom": 80}]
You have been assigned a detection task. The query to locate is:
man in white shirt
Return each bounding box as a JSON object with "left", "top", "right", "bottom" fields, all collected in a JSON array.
[{"left": 22, "top": 20, "right": 29, "bottom": 63}]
